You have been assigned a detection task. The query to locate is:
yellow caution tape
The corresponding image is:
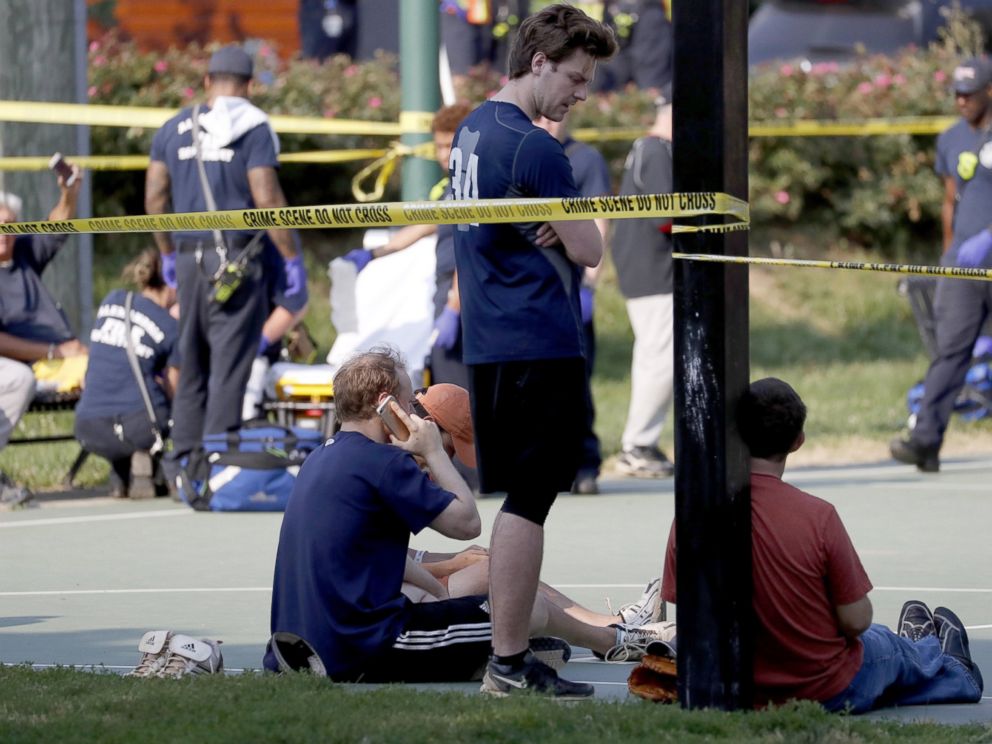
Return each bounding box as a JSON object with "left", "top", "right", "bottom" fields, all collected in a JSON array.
[
  {"left": 0, "top": 192, "right": 748, "bottom": 236},
  {"left": 0, "top": 100, "right": 958, "bottom": 142},
  {"left": 351, "top": 141, "right": 436, "bottom": 203},
  {"left": 0, "top": 100, "right": 402, "bottom": 137},
  {"left": 0, "top": 149, "right": 391, "bottom": 172},
  {"left": 399, "top": 110, "right": 435, "bottom": 135},
  {"left": 673, "top": 253, "right": 992, "bottom": 282}
]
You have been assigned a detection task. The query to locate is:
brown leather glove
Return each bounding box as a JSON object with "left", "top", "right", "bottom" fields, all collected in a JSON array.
[{"left": 627, "top": 654, "right": 678, "bottom": 703}]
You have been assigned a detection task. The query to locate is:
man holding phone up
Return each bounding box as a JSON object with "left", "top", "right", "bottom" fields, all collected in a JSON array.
[
  {"left": 0, "top": 167, "right": 86, "bottom": 506},
  {"left": 449, "top": 4, "right": 617, "bottom": 697}
]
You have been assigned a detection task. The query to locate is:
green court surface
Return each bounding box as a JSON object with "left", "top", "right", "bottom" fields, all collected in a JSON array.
[{"left": 1, "top": 457, "right": 990, "bottom": 723}]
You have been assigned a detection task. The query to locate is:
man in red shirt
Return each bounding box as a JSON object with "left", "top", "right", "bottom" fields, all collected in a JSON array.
[{"left": 661, "top": 378, "right": 983, "bottom": 712}]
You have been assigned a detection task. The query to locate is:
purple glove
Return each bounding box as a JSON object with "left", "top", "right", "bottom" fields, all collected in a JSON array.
[
  {"left": 956, "top": 229, "right": 992, "bottom": 268},
  {"left": 579, "top": 285, "right": 594, "bottom": 325},
  {"left": 161, "top": 251, "right": 177, "bottom": 289},
  {"left": 283, "top": 254, "right": 307, "bottom": 298},
  {"left": 433, "top": 306, "right": 460, "bottom": 350},
  {"left": 343, "top": 248, "right": 373, "bottom": 273}
]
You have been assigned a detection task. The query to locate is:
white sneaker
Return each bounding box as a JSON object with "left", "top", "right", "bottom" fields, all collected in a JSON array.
[
  {"left": 157, "top": 634, "right": 224, "bottom": 678},
  {"left": 615, "top": 578, "right": 661, "bottom": 626},
  {"left": 126, "top": 630, "right": 173, "bottom": 677},
  {"left": 605, "top": 621, "right": 677, "bottom": 663}
]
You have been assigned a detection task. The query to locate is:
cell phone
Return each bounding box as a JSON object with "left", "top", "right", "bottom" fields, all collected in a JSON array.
[
  {"left": 48, "top": 153, "right": 77, "bottom": 187},
  {"left": 376, "top": 395, "right": 410, "bottom": 441}
]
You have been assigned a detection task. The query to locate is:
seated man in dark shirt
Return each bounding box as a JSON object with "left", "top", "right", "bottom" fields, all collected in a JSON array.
[
  {"left": 265, "top": 346, "right": 673, "bottom": 697},
  {"left": 0, "top": 171, "right": 86, "bottom": 506},
  {"left": 662, "top": 378, "right": 983, "bottom": 712}
]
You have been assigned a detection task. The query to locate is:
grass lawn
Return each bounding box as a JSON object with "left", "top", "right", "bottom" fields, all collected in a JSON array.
[
  {"left": 1, "top": 666, "right": 988, "bottom": 743},
  {"left": 4, "top": 234, "right": 991, "bottom": 491}
]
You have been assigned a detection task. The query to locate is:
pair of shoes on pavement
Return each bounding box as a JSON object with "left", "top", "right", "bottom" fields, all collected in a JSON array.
[
  {"left": 126, "top": 630, "right": 223, "bottom": 678},
  {"left": 616, "top": 446, "right": 674, "bottom": 479},
  {"left": 610, "top": 578, "right": 662, "bottom": 627},
  {"left": 0, "top": 471, "right": 34, "bottom": 510},
  {"left": 571, "top": 471, "right": 599, "bottom": 495},
  {"left": 897, "top": 601, "right": 983, "bottom": 689},
  {"left": 889, "top": 437, "right": 940, "bottom": 472}
]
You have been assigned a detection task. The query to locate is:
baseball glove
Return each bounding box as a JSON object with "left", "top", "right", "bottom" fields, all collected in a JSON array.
[{"left": 627, "top": 654, "right": 678, "bottom": 703}]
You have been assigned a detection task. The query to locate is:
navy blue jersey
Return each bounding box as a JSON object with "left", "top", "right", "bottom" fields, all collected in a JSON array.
[
  {"left": 76, "top": 289, "right": 179, "bottom": 419},
  {"left": 149, "top": 102, "right": 279, "bottom": 243},
  {"left": 0, "top": 235, "right": 74, "bottom": 343},
  {"left": 268, "top": 431, "right": 454, "bottom": 677},
  {"left": 450, "top": 101, "right": 585, "bottom": 364},
  {"left": 935, "top": 119, "right": 992, "bottom": 245}
]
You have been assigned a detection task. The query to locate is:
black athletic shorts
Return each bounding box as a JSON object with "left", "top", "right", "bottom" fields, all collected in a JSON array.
[
  {"left": 359, "top": 595, "right": 492, "bottom": 683},
  {"left": 469, "top": 357, "right": 587, "bottom": 495}
]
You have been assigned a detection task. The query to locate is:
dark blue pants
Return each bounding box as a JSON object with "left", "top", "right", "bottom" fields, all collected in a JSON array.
[
  {"left": 913, "top": 270, "right": 992, "bottom": 448},
  {"left": 579, "top": 319, "right": 602, "bottom": 477},
  {"left": 169, "top": 244, "right": 266, "bottom": 459}
]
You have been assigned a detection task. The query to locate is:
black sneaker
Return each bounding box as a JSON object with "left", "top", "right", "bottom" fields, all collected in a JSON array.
[
  {"left": 481, "top": 652, "right": 594, "bottom": 699},
  {"left": 889, "top": 437, "right": 940, "bottom": 472},
  {"left": 897, "top": 600, "right": 935, "bottom": 642},
  {"left": 933, "top": 607, "right": 983, "bottom": 690},
  {"left": 529, "top": 636, "right": 571, "bottom": 671}
]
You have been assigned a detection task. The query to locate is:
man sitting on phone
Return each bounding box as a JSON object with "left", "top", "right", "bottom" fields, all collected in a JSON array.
[
  {"left": 264, "top": 346, "right": 673, "bottom": 693},
  {"left": 0, "top": 165, "right": 87, "bottom": 507}
]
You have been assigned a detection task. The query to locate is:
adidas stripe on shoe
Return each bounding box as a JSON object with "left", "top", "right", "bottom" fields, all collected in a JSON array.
[{"left": 157, "top": 634, "right": 223, "bottom": 678}]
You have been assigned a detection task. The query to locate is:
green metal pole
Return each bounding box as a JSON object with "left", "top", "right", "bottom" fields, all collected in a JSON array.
[{"left": 400, "top": 0, "right": 440, "bottom": 201}]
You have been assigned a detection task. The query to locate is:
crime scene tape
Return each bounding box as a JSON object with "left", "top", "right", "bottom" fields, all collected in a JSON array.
[
  {"left": 673, "top": 253, "right": 992, "bottom": 282},
  {"left": 0, "top": 149, "right": 391, "bottom": 172},
  {"left": 0, "top": 192, "right": 748, "bottom": 236},
  {"left": 0, "top": 100, "right": 957, "bottom": 142},
  {"left": 0, "top": 100, "right": 403, "bottom": 137}
]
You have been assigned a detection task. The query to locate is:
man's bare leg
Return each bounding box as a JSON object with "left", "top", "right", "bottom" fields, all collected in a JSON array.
[
  {"left": 539, "top": 582, "right": 617, "bottom": 627},
  {"left": 489, "top": 511, "right": 543, "bottom": 657}
]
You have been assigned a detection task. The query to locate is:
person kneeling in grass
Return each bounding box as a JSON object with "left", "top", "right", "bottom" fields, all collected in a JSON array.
[
  {"left": 661, "top": 377, "right": 983, "bottom": 712},
  {"left": 264, "top": 347, "right": 672, "bottom": 696}
]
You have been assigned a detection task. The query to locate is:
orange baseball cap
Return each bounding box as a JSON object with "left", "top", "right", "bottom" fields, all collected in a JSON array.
[{"left": 415, "top": 383, "right": 476, "bottom": 468}]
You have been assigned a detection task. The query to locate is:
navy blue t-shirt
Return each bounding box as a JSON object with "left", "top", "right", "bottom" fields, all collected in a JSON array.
[
  {"left": 149, "top": 102, "right": 279, "bottom": 243},
  {"left": 935, "top": 119, "right": 992, "bottom": 246},
  {"left": 0, "top": 235, "right": 75, "bottom": 343},
  {"left": 562, "top": 137, "right": 611, "bottom": 199},
  {"left": 266, "top": 430, "right": 454, "bottom": 678},
  {"left": 450, "top": 101, "right": 585, "bottom": 364},
  {"left": 76, "top": 289, "right": 179, "bottom": 420}
]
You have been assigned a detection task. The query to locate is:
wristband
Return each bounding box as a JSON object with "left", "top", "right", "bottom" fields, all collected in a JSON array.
[{"left": 413, "top": 549, "right": 426, "bottom": 564}]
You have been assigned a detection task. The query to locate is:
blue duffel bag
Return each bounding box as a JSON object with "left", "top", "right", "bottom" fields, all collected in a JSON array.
[{"left": 178, "top": 422, "right": 324, "bottom": 512}]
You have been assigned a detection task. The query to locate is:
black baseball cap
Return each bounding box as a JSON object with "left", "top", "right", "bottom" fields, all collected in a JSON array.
[
  {"left": 207, "top": 45, "right": 253, "bottom": 78},
  {"left": 952, "top": 57, "right": 991, "bottom": 95}
]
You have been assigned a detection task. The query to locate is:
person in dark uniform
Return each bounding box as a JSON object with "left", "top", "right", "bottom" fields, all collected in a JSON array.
[
  {"left": 145, "top": 45, "right": 306, "bottom": 484},
  {"left": 891, "top": 57, "right": 992, "bottom": 472},
  {"left": 593, "top": 0, "right": 672, "bottom": 95},
  {"left": 74, "top": 249, "right": 179, "bottom": 499}
]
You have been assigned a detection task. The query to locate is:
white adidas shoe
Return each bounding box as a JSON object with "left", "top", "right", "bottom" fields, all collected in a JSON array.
[
  {"left": 615, "top": 578, "right": 662, "bottom": 626},
  {"left": 126, "top": 630, "right": 173, "bottom": 677},
  {"left": 157, "top": 634, "right": 224, "bottom": 678}
]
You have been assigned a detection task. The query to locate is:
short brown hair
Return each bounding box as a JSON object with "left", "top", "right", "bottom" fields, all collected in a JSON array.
[
  {"left": 506, "top": 3, "right": 617, "bottom": 80},
  {"left": 333, "top": 346, "right": 408, "bottom": 422},
  {"left": 432, "top": 103, "right": 473, "bottom": 135}
]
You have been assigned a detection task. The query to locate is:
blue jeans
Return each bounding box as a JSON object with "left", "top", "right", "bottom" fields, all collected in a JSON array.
[{"left": 822, "top": 624, "right": 982, "bottom": 713}]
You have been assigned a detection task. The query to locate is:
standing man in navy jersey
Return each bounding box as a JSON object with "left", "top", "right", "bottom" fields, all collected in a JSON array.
[
  {"left": 449, "top": 4, "right": 617, "bottom": 697},
  {"left": 145, "top": 45, "right": 306, "bottom": 485}
]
